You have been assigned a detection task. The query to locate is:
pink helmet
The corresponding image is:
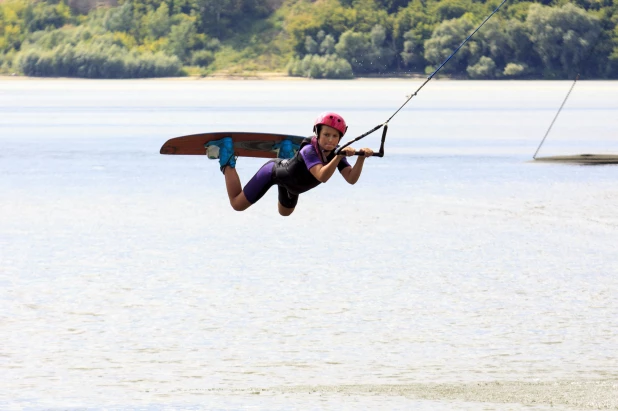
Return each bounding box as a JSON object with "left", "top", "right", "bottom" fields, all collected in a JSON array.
[{"left": 313, "top": 112, "right": 347, "bottom": 137}]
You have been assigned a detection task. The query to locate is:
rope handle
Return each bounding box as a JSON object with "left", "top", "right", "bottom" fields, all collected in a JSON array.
[{"left": 334, "top": 124, "right": 388, "bottom": 157}]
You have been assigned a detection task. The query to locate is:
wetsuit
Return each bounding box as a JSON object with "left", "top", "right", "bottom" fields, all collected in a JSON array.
[{"left": 243, "top": 137, "right": 351, "bottom": 208}]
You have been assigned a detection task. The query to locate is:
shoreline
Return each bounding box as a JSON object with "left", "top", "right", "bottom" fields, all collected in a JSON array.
[
  {"left": 0, "top": 71, "right": 431, "bottom": 81},
  {"left": 160, "top": 379, "right": 618, "bottom": 410},
  {"left": 2, "top": 73, "right": 615, "bottom": 82}
]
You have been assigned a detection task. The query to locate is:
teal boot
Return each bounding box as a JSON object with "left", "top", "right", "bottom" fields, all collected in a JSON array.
[
  {"left": 206, "top": 137, "right": 236, "bottom": 173},
  {"left": 273, "top": 139, "right": 300, "bottom": 159}
]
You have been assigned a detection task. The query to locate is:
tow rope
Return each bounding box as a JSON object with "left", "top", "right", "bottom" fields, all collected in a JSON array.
[{"left": 335, "top": 0, "right": 509, "bottom": 157}]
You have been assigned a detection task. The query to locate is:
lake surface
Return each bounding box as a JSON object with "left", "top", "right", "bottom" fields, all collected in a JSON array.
[{"left": 1, "top": 79, "right": 617, "bottom": 410}]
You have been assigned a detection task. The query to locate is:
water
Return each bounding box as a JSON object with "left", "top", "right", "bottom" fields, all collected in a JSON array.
[{"left": 1, "top": 79, "right": 617, "bottom": 410}]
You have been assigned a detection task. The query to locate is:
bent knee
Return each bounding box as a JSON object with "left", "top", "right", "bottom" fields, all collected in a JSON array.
[
  {"left": 231, "top": 202, "right": 250, "bottom": 212},
  {"left": 279, "top": 208, "right": 295, "bottom": 216},
  {"left": 230, "top": 193, "right": 252, "bottom": 212},
  {"left": 230, "top": 199, "right": 251, "bottom": 212}
]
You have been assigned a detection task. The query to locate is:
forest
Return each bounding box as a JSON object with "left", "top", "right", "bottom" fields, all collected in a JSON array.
[{"left": 0, "top": 0, "right": 616, "bottom": 79}]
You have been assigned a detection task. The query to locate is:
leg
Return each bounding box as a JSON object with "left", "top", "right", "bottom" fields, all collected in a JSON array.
[
  {"left": 277, "top": 186, "right": 298, "bottom": 217},
  {"left": 239, "top": 161, "right": 277, "bottom": 211},
  {"left": 223, "top": 166, "right": 251, "bottom": 211},
  {"left": 278, "top": 202, "right": 295, "bottom": 216},
  {"left": 206, "top": 136, "right": 251, "bottom": 211}
]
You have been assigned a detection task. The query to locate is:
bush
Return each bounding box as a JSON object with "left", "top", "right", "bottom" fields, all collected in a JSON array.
[
  {"left": 287, "top": 54, "right": 354, "bottom": 79},
  {"left": 16, "top": 44, "right": 182, "bottom": 78},
  {"left": 503, "top": 62, "right": 527, "bottom": 77},
  {"left": 466, "top": 56, "right": 497, "bottom": 78},
  {"left": 191, "top": 50, "right": 215, "bottom": 67}
]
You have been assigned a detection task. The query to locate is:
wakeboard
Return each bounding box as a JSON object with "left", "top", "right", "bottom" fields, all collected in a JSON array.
[
  {"left": 160, "top": 132, "right": 307, "bottom": 159},
  {"left": 533, "top": 154, "right": 618, "bottom": 165}
]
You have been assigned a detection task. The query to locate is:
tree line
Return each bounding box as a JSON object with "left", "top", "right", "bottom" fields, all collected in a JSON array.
[{"left": 0, "top": 0, "right": 616, "bottom": 79}]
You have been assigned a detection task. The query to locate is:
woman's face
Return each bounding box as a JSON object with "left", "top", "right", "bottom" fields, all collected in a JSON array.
[{"left": 317, "top": 125, "right": 342, "bottom": 152}]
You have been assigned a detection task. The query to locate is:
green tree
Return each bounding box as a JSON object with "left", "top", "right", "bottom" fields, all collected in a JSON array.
[
  {"left": 392, "top": 0, "right": 432, "bottom": 69},
  {"left": 335, "top": 25, "right": 396, "bottom": 74},
  {"left": 400, "top": 29, "right": 424, "bottom": 71},
  {"left": 305, "top": 35, "right": 318, "bottom": 54},
  {"left": 504, "top": 19, "right": 538, "bottom": 69},
  {"left": 467, "top": 18, "right": 535, "bottom": 77},
  {"left": 335, "top": 30, "right": 372, "bottom": 73},
  {"left": 376, "top": 0, "right": 410, "bottom": 14},
  {"left": 196, "top": 0, "right": 232, "bottom": 37},
  {"left": 424, "top": 16, "right": 480, "bottom": 75},
  {"left": 610, "top": 23, "right": 618, "bottom": 76},
  {"left": 526, "top": 3, "right": 601, "bottom": 78},
  {"left": 1, "top": 1, "right": 28, "bottom": 52},
  {"left": 285, "top": 0, "right": 375, "bottom": 55},
  {"left": 26, "top": 2, "right": 72, "bottom": 32},
  {"left": 345, "top": 0, "right": 390, "bottom": 33},
  {"left": 168, "top": 0, "right": 198, "bottom": 16},
  {"left": 167, "top": 16, "right": 197, "bottom": 62},
  {"left": 393, "top": 0, "right": 432, "bottom": 46},
  {"left": 3, "top": 0, "right": 618, "bottom": 79},
  {"left": 146, "top": 3, "right": 171, "bottom": 39},
  {"left": 368, "top": 24, "right": 396, "bottom": 72},
  {"left": 105, "top": 1, "right": 133, "bottom": 33},
  {"left": 502, "top": 1, "right": 536, "bottom": 22},
  {"left": 429, "top": 0, "right": 471, "bottom": 22},
  {"left": 196, "top": 0, "right": 270, "bottom": 38},
  {"left": 320, "top": 34, "right": 336, "bottom": 55}
]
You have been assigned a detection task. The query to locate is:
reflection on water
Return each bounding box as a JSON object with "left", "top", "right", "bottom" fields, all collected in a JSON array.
[{"left": 1, "top": 79, "right": 617, "bottom": 409}]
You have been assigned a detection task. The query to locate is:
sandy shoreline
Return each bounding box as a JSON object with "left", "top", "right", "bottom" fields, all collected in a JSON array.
[{"left": 182, "top": 380, "right": 618, "bottom": 410}]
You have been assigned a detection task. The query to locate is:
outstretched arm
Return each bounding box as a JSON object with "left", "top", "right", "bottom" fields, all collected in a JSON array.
[
  {"left": 309, "top": 147, "right": 355, "bottom": 183},
  {"left": 340, "top": 148, "right": 373, "bottom": 185}
]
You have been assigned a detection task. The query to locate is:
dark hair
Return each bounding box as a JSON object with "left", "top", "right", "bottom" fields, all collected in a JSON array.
[{"left": 315, "top": 125, "right": 342, "bottom": 139}]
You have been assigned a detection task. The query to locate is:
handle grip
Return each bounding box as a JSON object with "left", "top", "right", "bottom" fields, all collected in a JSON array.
[
  {"left": 334, "top": 123, "right": 388, "bottom": 157},
  {"left": 339, "top": 151, "right": 383, "bottom": 157}
]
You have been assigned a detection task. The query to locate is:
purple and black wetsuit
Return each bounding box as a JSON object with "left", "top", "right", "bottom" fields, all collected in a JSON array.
[{"left": 242, "top": 137, "right": 351, "bottom": 208}]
